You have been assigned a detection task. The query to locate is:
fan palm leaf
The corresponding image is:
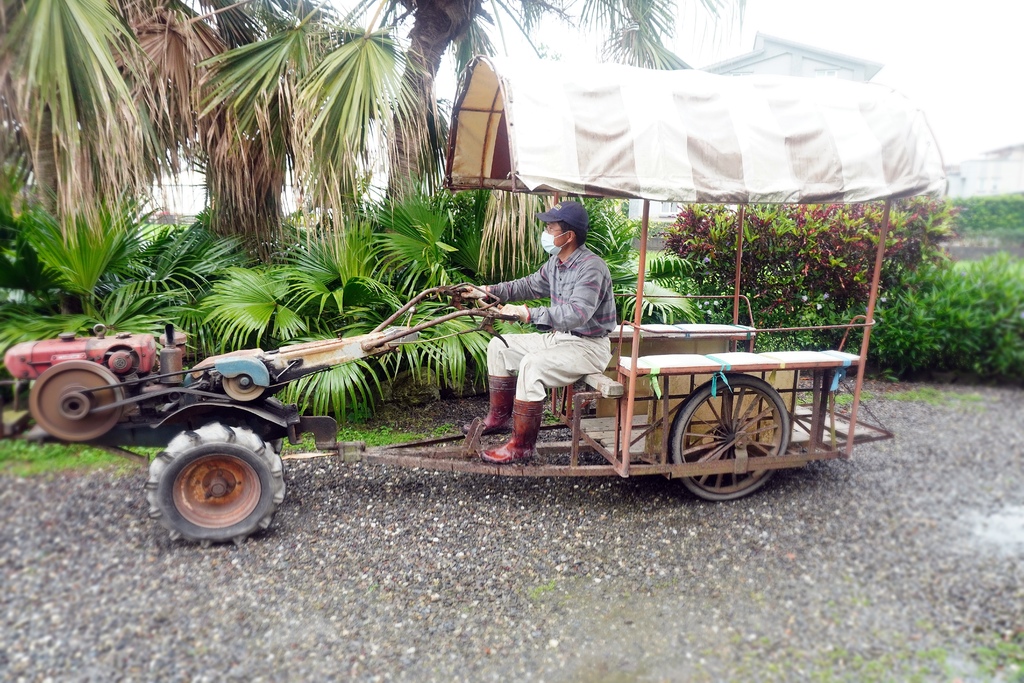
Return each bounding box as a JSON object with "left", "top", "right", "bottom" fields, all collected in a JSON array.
[
  {"left": 140, "top": 223, "right": 247, "bottom": 293},
  {"left": 0, "top": 306, "right": 92, "bottom": 349},
  {"left": 375, "top": 193, "right": 460, "bottom": 292},
  {"left": 599, "top": 0, "right": 690, "bottom": 69},
  {"left": 202, "top": 266, "right": 307, "bottom": 350},
  {"left": 285, "top": 221, "right": 398, "bottom": 320},
  {"left": 128, "top": 2, "right": 226, "bottom": 174},
  {"left": 279, "top": 356, "right": 380, "bottom": 422},
  {"left": 297, "top": 27, "right": 414, "bottom": 216},
  {"left": 371, "top": 299, "right": 490, "bottom": 392},
  {"left": 27, "top": 201, "right": 144, "bottom": 298},
  {"left": 91, "top": 279, "right": 173, "bottom": 332}
]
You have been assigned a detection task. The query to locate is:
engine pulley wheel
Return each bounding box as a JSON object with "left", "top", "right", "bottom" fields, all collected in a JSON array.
[
  {"left": 29, "top": 360, "right": 124, "bottom": 441},
  {"left": 222, "top": 374, "right": 266, "bottom": 402}
]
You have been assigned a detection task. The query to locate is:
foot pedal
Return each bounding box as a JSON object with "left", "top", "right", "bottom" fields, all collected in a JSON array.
[{"left": 463, "top": 418, "right": 484, "bottom": 456}]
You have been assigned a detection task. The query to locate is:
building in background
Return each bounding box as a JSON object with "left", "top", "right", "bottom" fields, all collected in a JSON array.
[
  {"left": 702, "top": 32, "right": 882, "bottom": 81},
  {"left": 946, "top": 144, "right": 1024, "bottom": 197}
]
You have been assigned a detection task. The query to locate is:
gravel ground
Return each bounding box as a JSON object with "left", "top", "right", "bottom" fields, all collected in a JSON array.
[{"left": 1, "top": 381, "right": 1022, "bottom": 682}]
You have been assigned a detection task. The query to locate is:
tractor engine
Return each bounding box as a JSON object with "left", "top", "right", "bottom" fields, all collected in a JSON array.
[
  {"left": 4, "top": 325, "right": 159, "bottom": 380},
  {"left": 3, "top": 324, "right": 186, "bottom": 442}
]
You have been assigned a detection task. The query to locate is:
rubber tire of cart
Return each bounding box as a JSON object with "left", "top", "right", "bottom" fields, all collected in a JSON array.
[
  {"left": 668, "top": 374, "right": 790, "bottom": 502},
  {"left": 145, "top": 423, "right": 286, "bottom": 546}
]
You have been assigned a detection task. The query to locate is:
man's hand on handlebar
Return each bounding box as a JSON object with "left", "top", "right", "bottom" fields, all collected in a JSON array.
[
  {"left": 499, "top": 304, "right": 530, "bottom": 323},
  {"left": 458, "top": 284, "right": 489, "bottom": 300}
]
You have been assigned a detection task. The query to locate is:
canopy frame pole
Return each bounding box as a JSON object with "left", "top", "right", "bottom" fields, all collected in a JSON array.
[
  {"left": 619, "top": 200, "right": 651, "bottom": 477},
  {"left": 732, "top": 205, "right": 746, "bottom": 325},
  {"left": 845, "top": 197, "right": 891, "bottom": 457}
]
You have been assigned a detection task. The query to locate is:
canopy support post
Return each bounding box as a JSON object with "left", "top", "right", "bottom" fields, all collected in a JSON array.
[
  {"left": 733, "top": 205, "right": 746, "bottom": 325},
  {"left": 619, "top": 200, "right": 650, "bottom": 477},
  {"left": 845, "top": 198, "right": 891, "bottom": 457}
]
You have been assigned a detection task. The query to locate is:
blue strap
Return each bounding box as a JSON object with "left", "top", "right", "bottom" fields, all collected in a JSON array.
[
  {"left": 704, "top": 354, "right": 733, "bottom": 371},
  {"left": 830, "top": 367, "right": 847, "bottom": 391},
  {"left": 703, "top": 355, "right": 733, "bottom": 398},
  {"left": 711, "top": 371, "right": 731, "bottom": 397},
  {"left": 729, "top": 324, "right": 756, "bottom": 340},
  {"left": 821, "top": 350, "right": 854, "bottom": 367}
]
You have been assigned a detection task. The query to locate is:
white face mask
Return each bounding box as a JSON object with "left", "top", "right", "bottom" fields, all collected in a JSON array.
[{"left": 541, "top": 230, "right": 567, "bottom": 255}]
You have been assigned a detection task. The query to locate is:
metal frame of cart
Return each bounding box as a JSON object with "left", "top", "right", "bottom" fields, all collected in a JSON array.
[{"left": 370, "top": 55, "right": 946, "bottom": 500}]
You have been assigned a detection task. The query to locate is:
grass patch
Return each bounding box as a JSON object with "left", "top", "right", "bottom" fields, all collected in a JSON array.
[
  {"left": 0, "top": 439, "right": 139, "bottom": 477},
  {"left": 887, "top": 386, "right": 984, "bottom": 407},
  {"left": 281, "top": 423, "right": 436, "bottom": 455},
  {"left": 834, "top": 391, "right": 875, "bottom": 408},
  {"left": 430, "top": 423, "right": 457, "bottom": 437},
  {"left": 337, "top": 424, "right": 428, "bottom": 447},
  {"left": 281, "top": 424, "right": 430, "bottom": 454},
  {"left": 974, "top": 632, "right": 1024, "bottom": 682},
  {"left": 527, "top": 579, "right": 558, "bottom": 601}
]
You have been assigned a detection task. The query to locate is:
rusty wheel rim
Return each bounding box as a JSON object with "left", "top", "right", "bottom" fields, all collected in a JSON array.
[
  {"left": 29, "top": 360, "right": 124, "bottom": 441},
  {"left": 172, "top": 454, "right": 262, "bottom": 529},
  {"left": 677, "top": 382, "right": 786, "bottom": 495}
]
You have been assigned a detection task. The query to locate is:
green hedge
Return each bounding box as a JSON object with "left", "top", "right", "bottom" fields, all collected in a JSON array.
[
  {"left": 952, "top": 195, "right": 1024, "bottom": 235},
  {"left": 870, "top": 253, "right": 1024, "bottom": 381}
]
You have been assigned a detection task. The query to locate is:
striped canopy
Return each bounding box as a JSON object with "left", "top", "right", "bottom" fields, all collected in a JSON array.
[{"left": 445, "top": 56, "right": 946, "bottom": 204}]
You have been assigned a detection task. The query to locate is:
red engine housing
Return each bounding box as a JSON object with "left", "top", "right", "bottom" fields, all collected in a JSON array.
[{"left": 3, "top": 330, "right": 158, "bottom": 380}]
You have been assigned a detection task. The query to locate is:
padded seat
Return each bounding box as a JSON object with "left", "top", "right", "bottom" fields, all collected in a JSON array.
[
  {"left": 619, "top": 350, "right": 860, "bottom": 375},
  {"left": 615, "top": 323, "right": 756, "bottom": 340}
]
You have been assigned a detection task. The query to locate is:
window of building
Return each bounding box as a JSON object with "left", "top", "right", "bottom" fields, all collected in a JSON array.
[{"left": 815, "top": 69, "right": 839, "bottom": 78}]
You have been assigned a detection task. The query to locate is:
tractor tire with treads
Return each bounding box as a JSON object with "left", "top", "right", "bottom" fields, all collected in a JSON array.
[{"left": 145, "top": 423, "right": 285, "bottom": 545}]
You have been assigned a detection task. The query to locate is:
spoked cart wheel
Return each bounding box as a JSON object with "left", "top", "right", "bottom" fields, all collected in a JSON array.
[
  {"left": 669, "top": 374, "right": 790, "bottom": 501},
  {"left": 146, "top": 423, "right": 285, "bottom": 546}
]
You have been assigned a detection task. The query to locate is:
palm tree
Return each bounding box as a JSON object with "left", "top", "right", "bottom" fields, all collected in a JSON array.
[{"left": 3, "top": 0, "right": 742, "bottom": 259}]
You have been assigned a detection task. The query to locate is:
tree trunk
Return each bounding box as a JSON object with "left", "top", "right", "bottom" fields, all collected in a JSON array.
[
  {"left": 206, "top": 149, "right": 286, "bottom": 263},
  {"left": 389, "top": 0, "right": 479, "bottom": 198},
  {"left": 32, "top": 107, "right": 59, "bottom": 216},
  {"left": 203, "top": 111, "right": 287, "bottom": 263}
]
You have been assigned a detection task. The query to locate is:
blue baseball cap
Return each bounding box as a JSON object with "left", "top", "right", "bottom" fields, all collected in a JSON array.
[{"left": 537, "top": 201, "right": 589, "bottom": 233}]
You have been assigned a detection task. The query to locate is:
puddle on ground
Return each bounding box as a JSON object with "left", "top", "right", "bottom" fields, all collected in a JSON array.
[{"left": 969, "top": 505, "right": 1024, "bottom": 555}]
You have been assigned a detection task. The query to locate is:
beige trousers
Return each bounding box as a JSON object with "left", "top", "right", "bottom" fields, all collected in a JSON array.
[{"left": 487, "top": 332, "right": 613, "bottom": 402}]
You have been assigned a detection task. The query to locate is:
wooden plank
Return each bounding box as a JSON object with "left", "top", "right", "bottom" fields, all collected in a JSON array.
[
  {"left": 582, "top": 372, "right": 624, "bottom": 398},
  {"left": 580, "top": 415, "right": 646, "bottom": 432},
  {"left": 580, "top": 415, "right": 649, "bottom": 455}
]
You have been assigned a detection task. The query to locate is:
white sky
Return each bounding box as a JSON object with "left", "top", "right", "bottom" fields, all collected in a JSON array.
[{"left": 459, "top": 0, "right": 1024, "bottom": 167}]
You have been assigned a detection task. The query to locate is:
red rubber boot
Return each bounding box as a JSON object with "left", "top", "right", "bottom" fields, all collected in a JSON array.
[
  {"left": 462, "top": 375, "right": 517, "bottom": 435},
  {"left": 480, "top": 399, "right": 545, "bottom": 464}
]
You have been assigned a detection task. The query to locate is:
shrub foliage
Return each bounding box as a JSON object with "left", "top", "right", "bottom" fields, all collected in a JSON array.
[
  {"left": 662, "top": 198, "right": 956, "bottom": 349},
  {"left": 952, "top": 194, "right": 1024, "bottom": 235},
  {"left": 872, "top": 254, "right": 1024, "bottom": 381}
]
